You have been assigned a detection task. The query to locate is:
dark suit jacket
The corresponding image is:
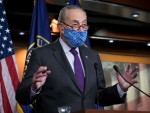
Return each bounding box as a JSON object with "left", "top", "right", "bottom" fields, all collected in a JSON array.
[{"left": 16, "top": 39, "right": 126, "bottom": 113}]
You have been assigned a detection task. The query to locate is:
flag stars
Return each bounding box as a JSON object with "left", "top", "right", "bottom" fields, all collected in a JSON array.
[
  {"left": 5, "top": 28, "right": 10, "bottom": 33},
  {"left": 3, "top": 10, "right": 6, "bottom": 15},
  {"left": 10, "top": 40, "right": 12, "bottom": 44},
  {"left": 1, "top": 18, "right": 5, "bottom": 22},
  {"left": 2, "top": 43, "right": 5, "bottom": 48},
  {"left": 3, "top": 36, "right": 8, "bottom": 41},
  {"left": 0, "top": 51, "right": 3, "bottom": 55},
  {"left": 0, "top": 1, "right": 15, "bottom": 59},
  {"left": 8, "top": 47, "right": 12, "bottom": 52}
]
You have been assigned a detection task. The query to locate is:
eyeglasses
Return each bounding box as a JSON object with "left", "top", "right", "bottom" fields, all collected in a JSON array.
[{"left": 61, "top": 22, "right": 89, "bottom": 31}]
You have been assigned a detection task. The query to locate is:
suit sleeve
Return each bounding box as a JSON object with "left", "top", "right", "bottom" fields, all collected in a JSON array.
[
  {"left": 16, "top": 49, "right": 41, "bottom": 105},
  {"left": 96, "top": 53, "right": 126, "bottom": 106}
]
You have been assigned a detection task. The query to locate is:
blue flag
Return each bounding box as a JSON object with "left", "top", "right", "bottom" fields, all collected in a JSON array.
[
  {"left": 68, "top": 0, "right": 80, "bottom": 6},
  {"left": 24, "top": 0, "right": 52, "bottom": 74},
  {"left": 68, "top": 0, "right": 104, "bottom": 110},
  {"left": 22, "top": 0, "right": 52, "bottom": 112},
  {"left": 68, "top": 0, "right": 91, "bottom": 47}
]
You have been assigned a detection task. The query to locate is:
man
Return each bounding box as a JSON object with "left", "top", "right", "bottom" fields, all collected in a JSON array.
[{"left": 16, "top": 5, "right": 139, "bottom": 113}]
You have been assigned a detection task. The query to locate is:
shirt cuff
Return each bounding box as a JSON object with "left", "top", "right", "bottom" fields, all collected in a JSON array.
[
  {"left": 30, "top": 88, "right": 41, "bottom": 97},
  {"left": 117, "top": 84, "right": 126, "bottom": 98}
]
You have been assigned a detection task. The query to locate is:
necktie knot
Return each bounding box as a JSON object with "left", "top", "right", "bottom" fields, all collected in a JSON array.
[{"left": 70, "top": 49, "right": 78, "bottom": 55}]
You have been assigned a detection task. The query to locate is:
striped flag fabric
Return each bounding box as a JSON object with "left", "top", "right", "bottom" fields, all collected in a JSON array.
[{"left": 0, "top": 0, "right": 20, "bottom": 113}]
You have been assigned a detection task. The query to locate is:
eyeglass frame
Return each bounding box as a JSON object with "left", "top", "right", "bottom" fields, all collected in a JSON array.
[{"left": 60, "top": 22, "right": 89, "bottom": 31}]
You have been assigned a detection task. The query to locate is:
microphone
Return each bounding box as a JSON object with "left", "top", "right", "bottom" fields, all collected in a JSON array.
[
  {"left": 94, "top": 63, "right": 100, "bottom": 109},
  {"left": 113, "top": 65, "right": 150, "bottom": 98}
]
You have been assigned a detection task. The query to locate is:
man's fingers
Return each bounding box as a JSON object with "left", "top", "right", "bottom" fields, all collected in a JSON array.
[
  {"left": 33, "top": 78, "right": 43, "bottom": 83},
  {"left": 131, "top": 66, "right": 139, "bottom": 74},
  {"left": 32, "top": 67, "right": 51, "bottom": 91},
  {"left": 33, "top": 70, "right": 51, "bottom": 84},
  {"left": 36, "top": 66, "right": 48, "bottom": 75},
  {"left": 129, "top": 66, "right": 139, "bottom": 79},
  {"left": 132, "top": 79, "right": 138, "bottom": 84},
  {"left": 125, "top": 64, "right": 131, "bottom": 73},
  {"left": 45, "top": 70, "right": 51, "bottom": 75},
  {"left": 35, "top": 71, "right": 50, "bottom": 78},
  {"left": 33, "top": 71, "right": 50, "bottom": 82},
  {"left": 132, "top": 72, "right": 138, "bottom": 79},
  {"left": 32, "top": 73, "right": 49, "bottom": 86}
]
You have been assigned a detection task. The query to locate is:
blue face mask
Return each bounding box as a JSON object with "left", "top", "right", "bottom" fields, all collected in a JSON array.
[{"left": 64, "top": 28, "right": 87, "bottom": 48}]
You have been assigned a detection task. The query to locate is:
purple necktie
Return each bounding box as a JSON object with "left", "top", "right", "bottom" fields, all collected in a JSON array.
[{"left": 70, "top": 49, "right": 84, "bottom": 92}]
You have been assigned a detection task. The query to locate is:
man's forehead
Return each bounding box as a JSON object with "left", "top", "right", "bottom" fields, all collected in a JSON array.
[{"left": 65, "top": 9, "right": 87, "bottom": 22}]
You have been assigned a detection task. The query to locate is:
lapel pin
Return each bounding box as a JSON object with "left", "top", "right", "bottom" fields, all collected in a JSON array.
[{"left": 85, "top": 56, "right": 88, "bottom": 59}]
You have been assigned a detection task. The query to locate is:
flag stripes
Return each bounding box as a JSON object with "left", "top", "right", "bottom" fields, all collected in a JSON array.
[
  {"left": 0, "top": 56, "right": 19, "bottom": 113},
  {"left": 0, "top": 84, "right": 5, "bottom": 113},
  {"left": 5, "top": 56, "right": 20, "bottom": 91}
]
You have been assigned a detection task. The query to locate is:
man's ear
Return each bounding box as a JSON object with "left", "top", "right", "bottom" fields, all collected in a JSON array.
[{"left": 58, "top": 22, "right": 65, "bottom": 33}]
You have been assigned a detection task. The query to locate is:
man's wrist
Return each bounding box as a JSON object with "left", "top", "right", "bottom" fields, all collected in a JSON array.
[
  {"left": 117, "top": 84, "right": 127, "bottom": 98},
  {"left": 30, "top": 87, "right": 42, "bottom": 97},
  {"left": 118, "top": 83, "right": 129, "bottom": 92}
]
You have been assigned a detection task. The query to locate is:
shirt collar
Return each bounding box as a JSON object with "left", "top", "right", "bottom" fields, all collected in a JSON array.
[{"left": 59, "top": 38, "right": 79, "bottom": 54}]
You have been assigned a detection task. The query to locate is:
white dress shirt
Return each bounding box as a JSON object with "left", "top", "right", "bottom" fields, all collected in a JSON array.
[{"left": 59, "top": 38, "right": 85, "bottom": 75}]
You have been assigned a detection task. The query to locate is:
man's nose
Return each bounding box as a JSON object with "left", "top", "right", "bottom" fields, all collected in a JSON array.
[{"left": 78, "top": 25, "right": 84, "bottom": 32}]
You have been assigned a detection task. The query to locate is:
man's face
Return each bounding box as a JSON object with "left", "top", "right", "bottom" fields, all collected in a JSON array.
[
  {"left": 65, "top": 8, "right": 87, "bottom": 31},
  {"left": 58, "top": 8, "right": 87, "bottom": 46},
  {"left": 59, "top": 9, "right": 87, "bottom": 34}
]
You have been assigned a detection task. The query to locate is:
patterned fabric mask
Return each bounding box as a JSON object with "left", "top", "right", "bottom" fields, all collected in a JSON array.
[{"left": 64, "top": 28, "right": 87, "bottom": 48}]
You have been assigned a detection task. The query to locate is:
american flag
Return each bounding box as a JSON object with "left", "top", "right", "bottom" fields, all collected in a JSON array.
[{"left": 0, "top": 0, "right": 20, "bottom": 113}]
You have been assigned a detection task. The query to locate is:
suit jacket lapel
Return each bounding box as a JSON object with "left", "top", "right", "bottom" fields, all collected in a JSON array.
[{"left": 51, "top": 39, "right": 82, "bottom": 92}]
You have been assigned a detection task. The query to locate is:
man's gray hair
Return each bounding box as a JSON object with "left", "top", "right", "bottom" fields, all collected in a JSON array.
[{"left": 58, "top": 5, "right": 86, "bottom": 23}]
